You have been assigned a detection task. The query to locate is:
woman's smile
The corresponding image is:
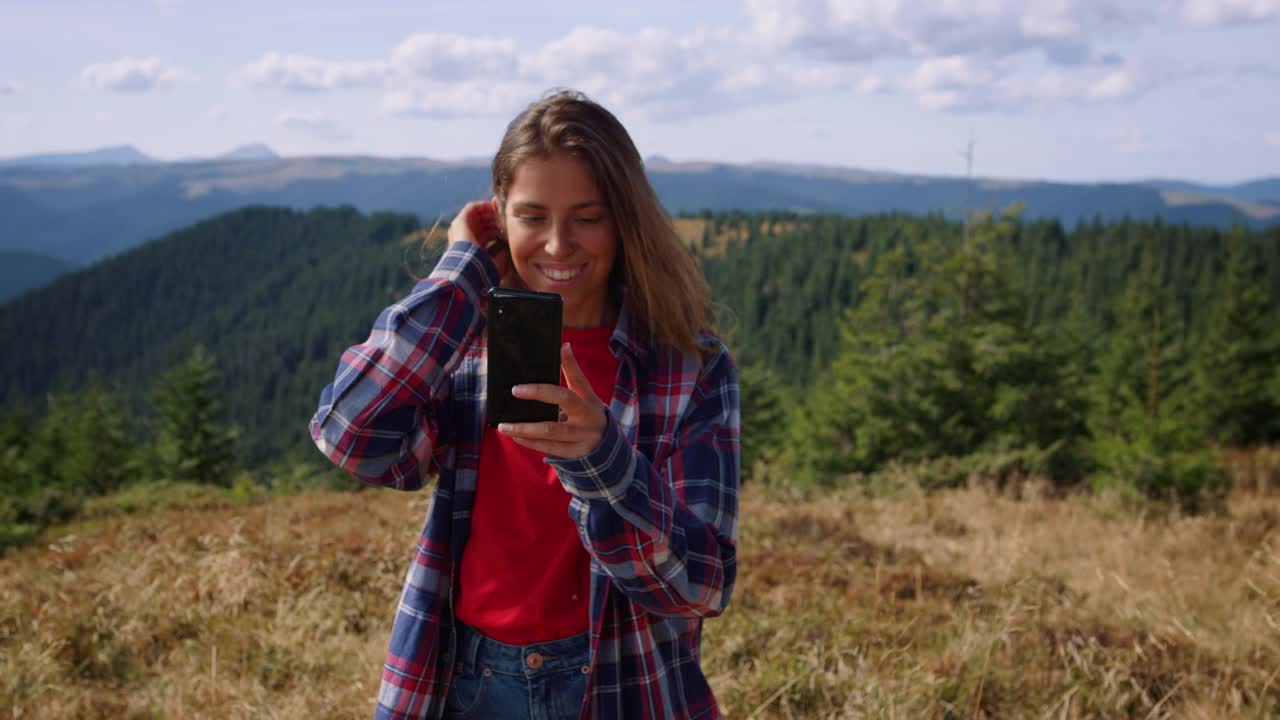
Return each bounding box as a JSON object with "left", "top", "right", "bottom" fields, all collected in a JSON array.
[{"left": 537, "top": 262, "right": 588, "bottom": 284}]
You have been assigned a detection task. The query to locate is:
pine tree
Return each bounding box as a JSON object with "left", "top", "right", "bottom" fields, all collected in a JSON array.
[
  {"left": 1190, "top": 228, "right": 1280, "bottom": 447},
  {"left": 780, "top": 211, "right": 1087, "bottom": 487},
  {"left": 53, "top": 382, "right": 135, "bottom": 495},
  {"left": 737, "top": 364, "right": 789, "bottom": 483},
  {"left": 1089, "top": 241, "right": 1225, "bottom": 511},
  {"left": 147, "top": 345, "right": 239, "bottom": 487}
]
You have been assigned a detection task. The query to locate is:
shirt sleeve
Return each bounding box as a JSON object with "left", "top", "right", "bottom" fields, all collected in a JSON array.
[
  {"left": 308, "top": 242, "right": 499, "bottom": 490},
  {"left": 546, "top": 340, "right": 741, "bottom": 619}
]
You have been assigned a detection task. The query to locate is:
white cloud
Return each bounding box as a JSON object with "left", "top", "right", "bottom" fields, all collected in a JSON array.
[
  {"left": 907, "top": 56, "right": 1002, "bottom": 111},
  {"left": 745, "top": 0, "right": 1141, "bottom": 66},
  {"left": 0, "top": 81, "right": 19, "bottom": 95},
  {"left": 235, "top": 52, "right": 386, "bottom": 92},
  {"left": 226, "top": 1, "right": 1272, "bottom": 123},
  {"left": 893, "top": 56, "right": 1201, "bottom": 113},
  {"left": 82, "top": 57, "right": 185, "bottom": 92},
  {"left": 382, "top": 82, "right": 532, "bottom": 117},
  {"left": 1181, "top": 0, "right": 1280, "bottom": 25},
  {"left": 524, "top": 26, "right": 859, "bottom": 120},
  {"left": 1265, "top": 131, "right": 1280, "bottom": 147},
  {"left": 275, "top": 111, "right": 351, "bottom": 141},
  {"left": 378, "top": 32, "right": 529, "bottom": 116},
  {"left": 389, "top": 33, "right": 519, "bottom": 82},
  {"left": 746, "top": 0, "right": 1278, "bottom": 69}
]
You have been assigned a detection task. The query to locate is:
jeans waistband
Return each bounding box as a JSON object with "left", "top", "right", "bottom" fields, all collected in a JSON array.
[{"left": 454, "top": 621, "right": 591, "bottom": 678}]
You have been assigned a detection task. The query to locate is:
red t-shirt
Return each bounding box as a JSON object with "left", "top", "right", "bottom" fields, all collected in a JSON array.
[{"left": 455, "top": 324, "right": 620, "bottom": 645}]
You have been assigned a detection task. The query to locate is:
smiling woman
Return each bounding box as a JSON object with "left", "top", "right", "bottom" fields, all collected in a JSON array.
[
  {"left": 502, "top": 153, "right": 618, "bottom": 328},
  {"left": 308, "top": 89, "right": 741, "bottom": 720}
]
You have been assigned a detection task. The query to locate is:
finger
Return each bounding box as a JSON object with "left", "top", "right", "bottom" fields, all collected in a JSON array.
[
  {"left": 501, "top": 434, "right": 582, "bottom": 457},
  {"left": 467, "top": 202, "right": 498, "bottom": 242},
  {"left": 512, "top": 383, "right": 593, "bottom": 414},
  {"left": 560, "top": 344, "right": 600, "bottom": 405},
  {"left": 499, "top": 421, "right": 598, "bottom": 441}
]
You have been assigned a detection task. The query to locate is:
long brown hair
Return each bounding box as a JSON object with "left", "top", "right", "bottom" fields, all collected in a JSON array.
[{"left": 492, "top": 89, "right": 716, "bottom": 356}]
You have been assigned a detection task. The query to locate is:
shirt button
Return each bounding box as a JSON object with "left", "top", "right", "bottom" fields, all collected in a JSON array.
[{"left": 526, "top": 652, "right": 544, "bottom": 670}]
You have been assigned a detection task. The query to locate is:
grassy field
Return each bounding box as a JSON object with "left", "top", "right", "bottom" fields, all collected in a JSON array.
[{"left": 2, "top": 480, "right": 1277, "bottom": 719}]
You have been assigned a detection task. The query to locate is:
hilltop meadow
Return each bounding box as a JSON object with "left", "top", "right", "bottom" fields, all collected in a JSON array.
[
  {"left": 2, "top": 459, "right": 1278, "bottom": 719},
  {"left": 3, "top": 206, "right": 1280, "bottom": 717}
]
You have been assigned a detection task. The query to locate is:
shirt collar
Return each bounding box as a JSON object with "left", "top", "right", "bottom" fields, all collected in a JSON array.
[{"left": 608, "top": 289, "right": 649, "bottom": 362}]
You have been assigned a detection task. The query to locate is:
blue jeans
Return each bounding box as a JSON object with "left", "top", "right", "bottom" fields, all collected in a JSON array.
[{"left": 444, "top": 620, "right": 591, "bottom": 720}]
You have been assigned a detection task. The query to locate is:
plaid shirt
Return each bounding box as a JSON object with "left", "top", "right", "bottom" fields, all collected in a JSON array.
[{"left": 309, "top": 242, "right": 740, "bottom": 720}]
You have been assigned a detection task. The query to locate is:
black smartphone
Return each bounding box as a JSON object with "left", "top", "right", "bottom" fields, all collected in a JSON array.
[{"left": 485, "top": 287, "right": 563, "bottom": 427}]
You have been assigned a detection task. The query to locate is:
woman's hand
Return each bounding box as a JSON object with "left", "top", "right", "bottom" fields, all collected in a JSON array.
[
  {"left": 498, "top": 344, "right": 607, "bottom": 459},
  {"left": 449, "top": 199, "right": 510, "bottom": 278}
]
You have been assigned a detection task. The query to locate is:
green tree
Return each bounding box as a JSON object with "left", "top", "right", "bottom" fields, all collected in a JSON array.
[
  {"left": 46, "top": 382, "right": 136, "bottom": 495},
  {"left": 1190, "top": 228, "right": 1280, "bottom": 447},
  {"left": 737, "top": 364, "right": 789, "bottom": 482},
  {"left": 146, "top": 345, "right": 239, "bottom": 487},
  {"left": 1089, "top": 244, "right": 1225, "bottom": 511},
  {"left": 781, "top": 213, "right": 1086, "bottom": 487}
]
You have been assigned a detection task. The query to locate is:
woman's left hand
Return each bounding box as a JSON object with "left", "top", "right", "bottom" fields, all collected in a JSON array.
[{"left": 498, "top": 343, "right": 607, "bottom": 459}]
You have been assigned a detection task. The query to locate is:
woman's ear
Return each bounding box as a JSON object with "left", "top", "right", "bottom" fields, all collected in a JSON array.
[{"left": 490, "top": 197, "right": 503, "bottom": 235}]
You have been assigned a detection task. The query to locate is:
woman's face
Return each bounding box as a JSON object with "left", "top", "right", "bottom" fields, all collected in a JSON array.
[{"left": 500, "top": 152, "right": 618, "bottom": 328}]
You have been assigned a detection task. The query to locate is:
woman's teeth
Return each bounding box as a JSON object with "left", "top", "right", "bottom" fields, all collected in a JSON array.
[{"left": 541, "top": 266, "right": 582, "bottom": 281}]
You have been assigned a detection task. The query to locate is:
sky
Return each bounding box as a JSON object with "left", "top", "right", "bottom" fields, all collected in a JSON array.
[{"left": 1, "top": 0, "right": 1278, "bottom": 184}]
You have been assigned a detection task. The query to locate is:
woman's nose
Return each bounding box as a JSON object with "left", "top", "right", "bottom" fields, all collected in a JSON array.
[{"left": 544, "top": 224, "right": 575, "bottom": 257}]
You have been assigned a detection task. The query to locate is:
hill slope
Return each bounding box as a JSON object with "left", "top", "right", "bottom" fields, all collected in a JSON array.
[
  {"left": 2, "top": 482, "right": 1276, "bottom": 717},
  {"left": 0, "top": 205, "right": 430, "bottom": 462},
  {"left": 3, "top": 206, "right": 1276, "bottom": 467},
  {"left": 0, "top": 249, "right": 76, "bottom": 303}
]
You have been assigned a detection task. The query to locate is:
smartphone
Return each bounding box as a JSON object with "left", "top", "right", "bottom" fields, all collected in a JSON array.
[{"left": 485, "top": 287, "right": 563, "bottom": 427}]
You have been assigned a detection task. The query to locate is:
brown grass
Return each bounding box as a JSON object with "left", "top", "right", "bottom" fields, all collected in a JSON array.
[
  {"left": 673, "top": 219, "right": 797, "bottom": 257},
  {"left": 3, "top": 483, "right": 1277, "bottom": 719}
]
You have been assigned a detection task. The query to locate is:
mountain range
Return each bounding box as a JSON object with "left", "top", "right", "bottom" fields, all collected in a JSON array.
[{"left": 0, "top": 144, "right": 1276, "bottom": 301}]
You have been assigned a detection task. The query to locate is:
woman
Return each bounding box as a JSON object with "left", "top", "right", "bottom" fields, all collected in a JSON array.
[{"left": 309, "top": 90, "right": 740, "bottom": 720}]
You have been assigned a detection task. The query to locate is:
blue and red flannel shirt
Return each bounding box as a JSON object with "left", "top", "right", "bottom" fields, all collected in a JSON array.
[{"left": 309, "top": 241, "right": 741, "bottom": 720}]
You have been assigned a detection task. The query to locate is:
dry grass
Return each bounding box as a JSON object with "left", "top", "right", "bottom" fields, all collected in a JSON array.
[
  {"left": 3, "top": 482, "right": 1277, "bottom": 719},
  {"left": 674, "top": 218, "right": 797, "bottom": 257}
]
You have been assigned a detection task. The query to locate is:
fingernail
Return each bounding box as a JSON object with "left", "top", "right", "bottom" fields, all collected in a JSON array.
[
  {"left": 512, "top": 385, "right": 527, "bottom": 397},
  {"left": 497, "top": 423, "right": 511, "bottom": 434}
]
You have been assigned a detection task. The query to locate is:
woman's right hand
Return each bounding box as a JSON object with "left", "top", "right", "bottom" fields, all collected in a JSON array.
[{"left": 449, "top": 200, "right": 511, "bottom": 278}]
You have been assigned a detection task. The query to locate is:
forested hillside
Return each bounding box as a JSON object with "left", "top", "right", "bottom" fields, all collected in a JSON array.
[
  {"left": 2, "top": 206, "right": 1279, "bottom": 549},
  {"left": 697, "top": 211, "right": 1280, "bottom": 379},
  {"left": 0, "top": 249, "right": 76, "bottom": 303},
  {"left": 0, "top": 206, "right": 430, "bottom": 464}
]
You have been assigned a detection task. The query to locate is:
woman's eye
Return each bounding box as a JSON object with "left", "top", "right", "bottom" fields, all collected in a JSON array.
[
  {"left": 517, "top": 215, "right": 544, "bottom": 225},
  {"left": 577, "top": 216, "right": 604, "bottom": 224}
]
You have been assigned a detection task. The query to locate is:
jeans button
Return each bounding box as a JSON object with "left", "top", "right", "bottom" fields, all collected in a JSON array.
[{"left": 526, "top": 652, "right": 544, "bottom": 670}]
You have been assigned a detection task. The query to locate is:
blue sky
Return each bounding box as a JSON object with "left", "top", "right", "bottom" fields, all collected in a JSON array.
[{"left": 1, "top": 0, "right": 1278, "bottom": 183}]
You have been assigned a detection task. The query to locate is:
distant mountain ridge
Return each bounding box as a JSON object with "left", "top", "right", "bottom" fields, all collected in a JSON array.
[
  {"left": 0, "top": 145, "right": 158, "bottom": 168},
  {"left": 218, "top": 144, "right": 278, "bottom": 161},
  {"left": 1, "top": 149, "right": 1276, "bottom": 277},
  {"left": 1140, "top": 178, "right": 1280, "bottom": 207}
]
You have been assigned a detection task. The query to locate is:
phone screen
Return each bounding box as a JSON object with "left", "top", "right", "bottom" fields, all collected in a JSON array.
[{"left": 485, "top": 288, "right": 563, "bottom": 427}]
